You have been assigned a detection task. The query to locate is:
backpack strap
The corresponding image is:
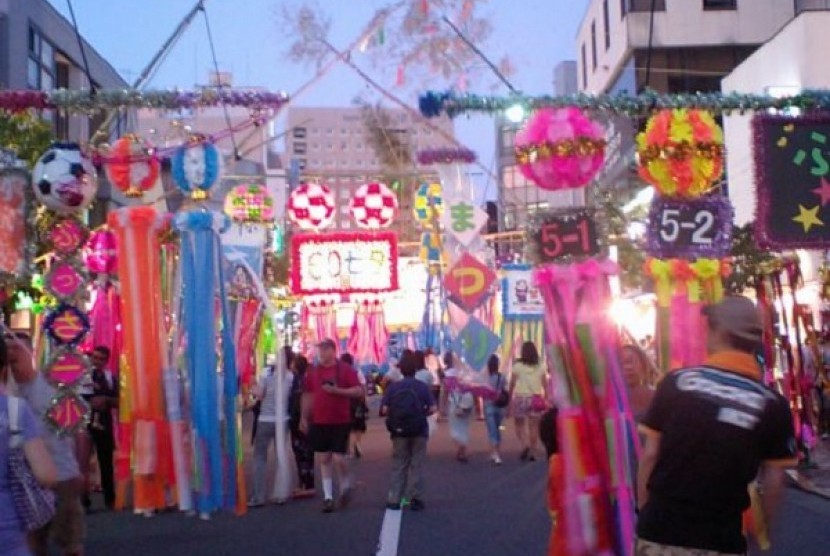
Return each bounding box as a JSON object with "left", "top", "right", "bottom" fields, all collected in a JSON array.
[{"left": 8, "top": 396, "right": 23, "bottom": 449}]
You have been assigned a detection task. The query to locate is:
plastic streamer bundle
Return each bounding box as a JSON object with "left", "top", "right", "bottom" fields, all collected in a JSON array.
[
  {"left": 302, "top": 298, "right": 339, "bottom": 355},
  {"left": 173, "top": 210, "right": 240, "bottom": 516},
  {"left": 534, "top": 260, "right": 638, "bottom": 556},
  {"left": 347, "top": 298, "right": 390, "bottom": 365}
]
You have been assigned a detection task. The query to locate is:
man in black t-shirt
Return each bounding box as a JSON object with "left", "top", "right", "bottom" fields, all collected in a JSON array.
[{"left": 636, "top": 296, "right": 797, "bottom": 555}]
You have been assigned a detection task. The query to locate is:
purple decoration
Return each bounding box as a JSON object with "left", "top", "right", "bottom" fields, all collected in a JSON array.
[
  {"left": 417, "top": 147, "right": 477, "bottom": 165},
  {"left": 645, "top": 195, "right": 733, "bottom": 259}
]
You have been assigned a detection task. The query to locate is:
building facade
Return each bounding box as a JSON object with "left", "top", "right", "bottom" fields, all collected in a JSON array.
[{"left": 284, "top": 106, "right": 456, "bottom": 238}]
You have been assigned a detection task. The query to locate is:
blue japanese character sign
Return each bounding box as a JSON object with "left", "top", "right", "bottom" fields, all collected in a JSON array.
[
  {"left": 451, "top": 317, "right": 501, "bottom": 372},
  {"left": 755, "top": 113, "right": 830, "bottom": 249}
]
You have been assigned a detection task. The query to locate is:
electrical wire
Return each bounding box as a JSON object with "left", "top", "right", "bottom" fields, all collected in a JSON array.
[{"left": 65, "top": 0, "right": 96, "bottom": 94}]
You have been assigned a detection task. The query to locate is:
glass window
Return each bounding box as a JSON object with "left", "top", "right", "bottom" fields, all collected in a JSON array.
[
  {"left": 603, "top": 0, "right": 611, "bottom": 50},
  {"left": 703, "top": 0, "right": 736, "bottom": 8},
  {"left": 326, "top": 142, "right": 333, "bottom": 150},
  {"left": 629, "top": 0, "right": 666, "bottom": 11},
  {"left": 27, "top": 57, "right": 40, "bottom": 89},
  {"left": 581, "top": 44, "right": 587, "bottom": 89},
  {"left": 341, "top": 141, "right": 348, "bottom": 150},
  {"left": 355, "top": 142, "right": 363, "bottom": 150},
  {"left": 311, "top": 142, "right": 319, "bottom": 150},
  {"left": 41, "top": 70, "right": 53, "bottom": 91},
  {"left": 28, "top": 27, "right": 38, "bottom": 54},
  {"left": 293, "top": 142, "right": 307, "bottom": 155},
  {"left": 326, "top": 128, "right": 333, "bottom": 135},
  {"left": 341, "top": 128, "right": 348, "bottom": 135},
  {"left": 590, "top": 22, "right": 597, "bottom": 70},
  {"left": 41, "top": 41, "right": 53, "bottom": 67},
  {"left": 293, "top": 127, "right": 307, "bottom": 138}
]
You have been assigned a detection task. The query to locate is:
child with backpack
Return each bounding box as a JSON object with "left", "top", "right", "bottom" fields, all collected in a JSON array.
[{"left": 380, "top": 351, "right": 437, "bottom": 511}]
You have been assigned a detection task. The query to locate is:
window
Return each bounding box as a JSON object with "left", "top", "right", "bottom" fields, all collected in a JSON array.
[
  {"left": 581, "top": 43, "right": 587, "bottom": 88},
  {"left": 341, "top": 128, "right": 349, "bottom": 135},
  {"left": 55, "top": 60, "right": 70, "bottom": 139},
  {"left": 340, "top": 141, "right": 348, "bottom": 150},
  {"left": 310, "top": 127, "right": 319, "bottom": 135},
  {"left": 326, "top": 128, "right": 333, "bottom": 135},
  {"left": 629, "top": 0, "right": 666, "bottom": 11},
  {"left": 355, "top": 142, "right": 363, "bottom": 150},
  {"left": 27, "top": 27, "right": 54, "bottom": 90},
  {"left": 590, "top": 21, "right": 597, "bottom": 70},
  {"left": 621, "top": 0, "right": 627, "bottom": 17},
  {"left": 293, "top": 142, "right": 307, "bottom": 155},
  {"left": 325, "top": 142, "right": 333, "bottom": 151},
  {"left": 311, "top": 142, "right": 319, "bottom": 150},
  {"left": 292, "top": 127, "right": 307, "bottom": 139},
  {"left": 603, "top": 0, "right": 611, "bottom": 50},
  {"left": 295, "top": 158, "right": 307, "bottom": 170},
  {"left": 703, "top": 0, "right": 736, "bottom": 9}
]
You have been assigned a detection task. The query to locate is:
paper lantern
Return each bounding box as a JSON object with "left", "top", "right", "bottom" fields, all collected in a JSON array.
[
  {"left": 413, "top": 182, "right": 443, "bottom": 228},
  {"left": 103, "top": 134, "right": 160, "bottom": 198},
  {"left": 170, "top": 136, "right": 223, "bottom": 200},
  {"left": 349, "top": 182, "right": 398, "bottom": 229},
  {"left": 637, "top": 109, "right": 724, "bottom": 198},
  {"left": 224, "top": 184, "right": 275, "bottom": 224},
  {"left": 514, "top": 107, "right": 605, "bottom": 191},
  {"left": 83, "top": 228, "right": 118, "bottom": 274},
  {"left": 287, "top": 183, "right": 336, "bottom": 230},
  {"left": 33, "top": 143, "right": 98, "bottom": 214}
]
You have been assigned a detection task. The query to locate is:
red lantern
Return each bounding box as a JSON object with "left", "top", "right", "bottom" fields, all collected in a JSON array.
[
  {"left": 103, "top": 134, "right": 160, "bottom": 198},
  {"left": 83, "top": 228, "right": 118, "bottom": 274}
]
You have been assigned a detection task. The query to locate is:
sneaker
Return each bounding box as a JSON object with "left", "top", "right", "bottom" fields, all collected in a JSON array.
[
  {"left": 339, "top": 487, "right": 353, "bottom": 509},
  {"left": 322, "top": 499, "right": 336, "bottom": 513},
  {"left": 491, "top": 454, "right": 503, "bottom": 466},
  {"left": 409, "top": 498, "right": 425, "bottom": 512},
  {"left": 354, "top": 446, "right": 362, "bottom": 459},
  {"left": 247, "top": 499, "right": 265, "bottom": 508},
  {"left": 385, "top": 501, "right": 401, "bottom": 511}
]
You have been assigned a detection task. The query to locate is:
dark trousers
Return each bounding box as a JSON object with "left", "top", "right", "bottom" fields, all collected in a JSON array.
[
  {"left": 290, "top": 424, "right": 315, "bottom": 490},
  {"left": 89, "top": 426, "right": 115, "bottom": 507}
]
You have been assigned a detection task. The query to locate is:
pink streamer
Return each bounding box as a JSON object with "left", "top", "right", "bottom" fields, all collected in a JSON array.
[
  {"left": 85, "top": 279, "right": 122, "bottom": 372},
  {"left": 347, "top": 300, "right": 390, "bottom": 365}
]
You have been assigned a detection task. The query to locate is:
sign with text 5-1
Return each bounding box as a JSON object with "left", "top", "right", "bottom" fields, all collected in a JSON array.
[
  {"left": 290, "top": 231, "right": 398, "bottom": 295},
  {"left": 532, "top": 209, "right": 600, "bottom": 263},
  {"left": 645, "top": 195, "right": 733, "bottom": 259},
  {"left": 444, "top": 252, "right": 496, "bottom": 312},
  {"left": 440, "top": 196, "right": 488, "bottom": 247}
]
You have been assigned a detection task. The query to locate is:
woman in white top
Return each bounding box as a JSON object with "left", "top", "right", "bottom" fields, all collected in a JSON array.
[{"left": 444, "top": 352, "right": 473, "bottom": 462}]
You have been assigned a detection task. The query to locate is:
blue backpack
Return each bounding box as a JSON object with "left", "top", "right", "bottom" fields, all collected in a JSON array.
[{"left": 385, "top": 385, "right": 424, "bottom": 438}]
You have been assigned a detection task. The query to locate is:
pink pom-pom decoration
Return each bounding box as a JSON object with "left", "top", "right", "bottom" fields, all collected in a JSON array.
[
  {"left": 287, "top": 183, "right": 336, "bottom": 230},
  {"left": 514, "top": 107, "right": 606, "bottom": 191},
  {"left": 349, "top": 182, "right": 399, "bottom": 229},
  {"left": 83, "top": 228, "right": 118, "bottom": 274}
]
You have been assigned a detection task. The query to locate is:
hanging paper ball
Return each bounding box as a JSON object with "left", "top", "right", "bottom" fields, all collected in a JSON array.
[
  {"left": 103, "top": 134, "right": 160, "bottom": 198},
  {"left": 514, "top": 107, "right": 606, "bottom": 191},
  {"left": 224, "top": 184, "right": 275, "bottom": 224},
  {"left": 637, "top": 109, "right": 724, "bottom": 198},
  {"left": 170, "top": 136, "right": 223, "bottom": 200},
  {"left": 413, "top": 182, "right": 443, "bottom": 228},
  {"left": 83, "top": 228, "right": 118, "bottom": 274},
  {"left": 349, "top": 182, "right": 399, "bottom": 229},
  {"left": 287, "top": 183, "right": 336, "bottom": 230},
  {"left": 32, "top": 143, "right": 98, "bottom": 214}
]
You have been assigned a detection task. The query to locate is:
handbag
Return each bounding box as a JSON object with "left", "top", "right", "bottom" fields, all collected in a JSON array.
[
  {"left": 530, "top": 394, "right": 548, "bottom": 413},
  {"left": 494, "top": 375, "right": 510, "bottom": 409},
  {"left": 7, "top": 397, "right": 55, "bottom": 532}
]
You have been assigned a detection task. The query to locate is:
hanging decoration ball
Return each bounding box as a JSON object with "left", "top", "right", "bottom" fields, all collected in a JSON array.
[
  {"left": 224, "top": 184, "right": 275, "bottom": 225},
  {"left": 287, "top": 183, "right": 336, "bottom": 231},
  {"left": 514, "top": 107, "right": 606, "bottom": 191},
  {"left": 413, "top": 182, "right": 443, "bottom": 228},
  {"left": 102, "top": 134, "right": 160, "bottom": 198},
  {"left": 83, "top": 228, "right": 118, "bottom": 274},
  {"left": 32, "top": 143, "right": 98, "bottom": 214},
  {"left": 349, "top": 182, "right": 399, "bottom": 229},
  {"left": 637, "top": 109, "right": 724, "bottom": 198},
  {"left": 170, "top": 135, "right": 223, "bottom": 201}
]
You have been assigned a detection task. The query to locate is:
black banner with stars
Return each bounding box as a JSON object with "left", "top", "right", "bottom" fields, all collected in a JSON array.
[{"left": 755, "top": 113, "right": 830, "bottom": 249}]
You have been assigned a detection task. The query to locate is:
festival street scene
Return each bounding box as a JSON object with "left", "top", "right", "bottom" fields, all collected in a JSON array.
[{"left": 4, "top": 1, "right": 830, "bottom": 555}]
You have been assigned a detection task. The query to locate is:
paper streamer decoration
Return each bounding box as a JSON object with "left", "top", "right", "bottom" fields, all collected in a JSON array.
[
  {"left": 108, "top": 206, "right": 172, "bottom": 512},
  {"left": 302, "top": 298, "right": 339, "bottom": 357},
  {"left": 103, "top": 134, "right": 161, "bottom": 198},
  {"left": 347, "top": 299, "right": 391, "bottom": 365},
  {"left": 0, "top": 168, "right": 30, "bottom": 278},
  {"left": 174, "top": 210, "right": 239, "bottom": 515}
]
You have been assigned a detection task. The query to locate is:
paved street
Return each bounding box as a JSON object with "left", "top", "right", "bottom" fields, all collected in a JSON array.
[{"left": 84, "top": 412, "right": 830, "bottom": 556}]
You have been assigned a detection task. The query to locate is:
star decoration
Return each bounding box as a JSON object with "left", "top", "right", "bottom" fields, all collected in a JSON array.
[
  {"left": 793, "top": 204, "right": 824, "bottom": 233},
  {"left": 813, "top": 177, "right": 830, "bottom": 206}
]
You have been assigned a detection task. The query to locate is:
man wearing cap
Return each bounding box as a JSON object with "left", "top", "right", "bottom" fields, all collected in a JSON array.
[
  {"left": 636, "top": 296, "right": 797, "bottom": 555},
  {"left": 300, "top": 339, "right": 363, "bottom": 513}
]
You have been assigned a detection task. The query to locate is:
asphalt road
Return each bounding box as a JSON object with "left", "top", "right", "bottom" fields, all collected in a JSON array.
[{"left": 83, "top": 412, "right": 830, "bottom": 556}]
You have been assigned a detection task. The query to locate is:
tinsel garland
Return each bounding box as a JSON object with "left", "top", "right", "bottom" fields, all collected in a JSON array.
[
  {"left": 416, "top": 147, "right": 477, "bottom": 165},
  {"left": 418, "top": 89, "right": 830, "bottom": 119}
]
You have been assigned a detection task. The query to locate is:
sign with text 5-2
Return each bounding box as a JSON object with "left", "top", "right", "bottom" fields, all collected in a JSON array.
[
  {"left": 290, "top": 231, "right": 398, "bottom": 295},
  {"left": 645, "top": 196, "right": 733, "bottom": 259},
  {"left": 533, "top": 209, "right": 600, "bottom": 263}
]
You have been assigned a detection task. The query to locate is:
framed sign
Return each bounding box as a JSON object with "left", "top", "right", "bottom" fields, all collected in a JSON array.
[
  {"left": 0, "top": 168, "right": 29, "bottom": 276},
  {"left": 501, "top": 264, "right": 545, "bottom": 319},
  {"left": 444, "top": 252, "right": 496, "bottom": 312},
  {"left": 645, "top": 196, "right": 733, "bottom": 259},
  {"left": 440, "top": 196, "right": 488, "bottom": 247},
  {"left": 532, "top": 209, "right": 600, "bottom": 263},
  {"left": 451, "top": 316, "right": 501, "bottom": 372},
  {"left": 755, "top": 113, "right": 830, "bottom": 249},
  {"left": 290, "top": 231, "right": 399, "bottom": 295}
]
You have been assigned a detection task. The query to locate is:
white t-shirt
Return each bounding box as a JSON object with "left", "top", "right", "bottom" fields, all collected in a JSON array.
[{"left": 257, "top": 368, "right": 294, "bottom": 423}]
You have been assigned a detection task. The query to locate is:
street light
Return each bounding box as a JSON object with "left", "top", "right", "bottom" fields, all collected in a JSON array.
[{"left": 505, "top": 103, "right": 526, "bottom": 124}]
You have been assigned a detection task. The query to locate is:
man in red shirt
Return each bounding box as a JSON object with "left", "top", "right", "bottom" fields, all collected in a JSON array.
[{"left": 300, "top": 339, "right": 363, "bottom": 513}]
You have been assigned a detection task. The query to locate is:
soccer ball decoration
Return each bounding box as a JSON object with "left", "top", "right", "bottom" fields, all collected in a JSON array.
[
  {"left": 83, "top": 228, "right": 118, "bottom": 274},
  {"left": 170, "top": 135, "right": 223, "bottom": 201},
  {"left": 287, "top": 183, "right": 336, "bottom": 230},
  {"left": 514, "top": 107, "right": 606, "bottom": 191},
  {"left": 413, "top": 182, "right": 443, "bottom": 228},
  {"left": 349, "top": 182, "right": 398, "bottom": 229},
  {"left": 102, "top": 134, "right": 160, "bottom": 198},
  {"left": 224, "top": 184, "right": 275, "bottom": 225},
  {"left": 637, "top": 109, "right": 724, "bottom": 199},
  {"left": 33, "top": 143, "right": 98, "bottom": 214}
]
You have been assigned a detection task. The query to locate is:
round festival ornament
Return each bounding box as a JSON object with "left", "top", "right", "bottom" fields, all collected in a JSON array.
[
  {"left": 43, "top": 260, "right": 87, "bottom": 302},
  {"left": 514, "top": 107, "right": 606, "bottom": 191},
  {"left": 102, "top": 134, "right": 161, "bottom": 198},
  {"left": 83, "top": 228, "right": 118, "bottom": 274},
  {"left": 349, "top": 182, "right": 399, "bottom": 229},
  {"left": 413, "top": 182, "right": 443, "bottom": 228},
  {"left": 45, "top": 390, "right": 89, "bottom": 436},
  {"left": 170, "top": 135, "right": 223, "bottom": 201},
  {"left": 637, "top": 109, "right": 724, "bottom": 198},
  {"left": 32, "top": 143, "right": 98, "bottom": 214},
  {"left": 43, "top": 302, "right": 90, "bottom": 346},
  {"left": 287, "top": 183, "right": 336, "bottom": 230},
  {"left": 224, "top": 184, "right": 275, "bottom": 224},
  {"left": 44, "top": 348, "right": 90, "bottom": 388},
  {"left": 42, "top": 216, "right": 88, "bottom": 256}
]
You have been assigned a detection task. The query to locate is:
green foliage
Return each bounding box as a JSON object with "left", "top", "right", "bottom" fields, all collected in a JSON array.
[
  {"left": 0, "top": 111, "right": 52, "bottom": 168},
  {"left": 598, "top": 190, "right": 648, "bottom": 293},
  {"left": 723, "top": 223, "right": 775, "bottom": 295}
]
